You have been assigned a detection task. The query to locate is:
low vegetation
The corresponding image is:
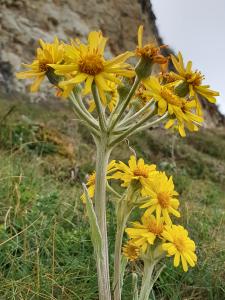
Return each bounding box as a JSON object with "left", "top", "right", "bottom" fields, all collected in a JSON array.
[{"left": 0, "top": 98, "right": 224, "bottom": 299}]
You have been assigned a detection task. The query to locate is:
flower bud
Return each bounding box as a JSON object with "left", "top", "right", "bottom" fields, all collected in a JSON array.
[
  {"left": 46, "top": 67, "right": 62, "bottom": 86},
  {"left": 135, "top": 57, "right": 153, "bottom": 79},
  {"left": 174, "top": 81, "right": 189, "bottom": 97}
]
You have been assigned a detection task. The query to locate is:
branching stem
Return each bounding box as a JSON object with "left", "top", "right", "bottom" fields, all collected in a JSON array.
[{"left": 92, "top": 83, "right": 107, "bottom": 132}]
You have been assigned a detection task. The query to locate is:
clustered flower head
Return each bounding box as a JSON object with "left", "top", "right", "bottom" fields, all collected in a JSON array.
[
  {"left": 82, "top": 155, "right": 197, "bottom": 272},
  {"left": 16, "top": 26, "right": 219, "bottom": 139},
  {"left": 16, "top": 27, "right": 217, "bottom": 293},
  {"left": 118, "top": 155, "right": 197, "bottom": 272}
]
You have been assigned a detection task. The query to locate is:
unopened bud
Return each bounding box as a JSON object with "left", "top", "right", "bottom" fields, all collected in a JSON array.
[
  {"left": 174, "top": 81, "right": 189, "bottom": 97},
  {"left": 135, "top": 57, "right": 153, "bottom": 79},
  {"left": 46, "top": 67, "right": 62, "bottom": 86}
]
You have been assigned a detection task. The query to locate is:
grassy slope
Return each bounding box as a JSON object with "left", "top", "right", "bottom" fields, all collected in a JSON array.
[{"left": 0, "top": 98, "right": 225, "bottom": 300}]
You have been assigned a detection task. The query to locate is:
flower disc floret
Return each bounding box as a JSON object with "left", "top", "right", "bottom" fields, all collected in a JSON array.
[
  {"left": 122, "top": 241, "right": 140, "bottom": 261},
  {"left": 78, "top": 53, "right": 104, "bottom": 75}
]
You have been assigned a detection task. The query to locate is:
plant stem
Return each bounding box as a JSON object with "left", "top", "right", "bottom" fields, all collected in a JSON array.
[
  {"left": 119, "top": 100, "right": 154, "bottom": 128},
  {"left": 139, "top": 259, "right": 157, "bottom": 300},
  {"left": 109, "top": 107, "right": 156, "bottom": 147},
  {"left": 92, "top": 83, "right": 107, "bottom": 132},
  {"left": 113, "top": 202, "right": 132, "bottom": 300},
  {"left": 94, "top": 138, "right": 111, "bottom": 300},
  {"left": 109, "top": 77, "right": 141, "bottom": 130},
  {"left": 135, "top": 112, "right": 168, "bottom": 133},
  {"left": 69, "top": 94, "right": 100, "bottom": 133}
]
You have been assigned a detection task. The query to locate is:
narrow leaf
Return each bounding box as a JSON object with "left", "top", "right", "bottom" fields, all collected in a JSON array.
[{"left": 82, "top": 183, "right": 103, "bottom": 259}]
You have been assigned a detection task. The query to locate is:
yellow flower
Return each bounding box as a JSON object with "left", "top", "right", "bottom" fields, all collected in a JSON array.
[
  {"left": 136, "top": 25, "right": 167, "bottom": 65},
  {"left": 165, "top": 99, "right": 203, "bottom": 137},
  {"left": 122, "top": 241, "right": 140, "bottom": 261},
  {"left": 143, "top": 76, "right": 203, "bottom": 135},
  {"left": 143, "top": 76, "right": 183, "bottom": 115},
  {"left": 162, "top": 225, "right": 197, "bottom": 272},
  {"left": 49, "top": 31, "right": 135, "bottom": 103},
  {"left": 88, "top": 81, "right": 119, "bottom": 112},
  {"left": 81, "top": 172, "right": 96, "bottom": 203},
  {"left": 170, "top": 52, "right": 219, "bottom": 114},
  {"left": 16, "top": 37, "right": 64, "bottom": 92},
  {"left": 81, "top": 160, "right": 117, "bottom": 202},
  {"left": 110, "top": 155, "right": 157, "bottom": 195},
  {"left": 141, "top": 172, "right": 180, "bottom": 224},
  {"left": 125, "top": 214, "right": 164, "bottom": 252}
]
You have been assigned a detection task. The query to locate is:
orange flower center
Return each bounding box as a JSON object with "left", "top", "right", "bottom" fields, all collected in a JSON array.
[
  {"left": 133, "top": 167, "right": 148, "bottom": 178},
  {"left": 135, "top": 84, "right": 149, "bottom": 104},
  {"left": 79, "top": 53, "right": 104, "bottom": 75},
  {"left": 87, "top": 173, "right": 96, "bottom": 186},
  {"left": 157, "top": 192, "right": 170, "bottom": 208},
  {"left": 39, "top": 61, "right": 48, "bottom": 72},
  {"left": 162, "top": 72, "right": 177, "bottom": 84},
  {"left": 160, "top": 87, "right": 182, "bottom": 107},
  {"left": 123, "top": 243, "right": 140, "bottom": 261},
  {"left": 174, "top": 237, "right": 186, "bottom": 252},
  {"left": 186, "top": 71, "right": 204, "bottom": 86},
  {"left": 136, "top": 44, "right": 167, "bottom": 64},
  {"left": 148, "top": 220, "right": 164, "bottom": 235}
]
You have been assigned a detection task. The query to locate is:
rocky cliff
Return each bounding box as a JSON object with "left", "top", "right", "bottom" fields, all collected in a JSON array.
[
  {"left": 0, "top": 0, "right": 154, "bottom": 92},
  {"left": 0, "top": 0, "right": 224, "bottom": 125}
]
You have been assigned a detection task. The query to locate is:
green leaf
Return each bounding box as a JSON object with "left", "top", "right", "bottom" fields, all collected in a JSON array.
[
  {"left": 82, "top": 183, "right": 103, "bottom": 260},
  {"left": 120, "top": 255, "right": 128, "bottom": 289},
  {"left": 132, "top": 272, "right": 139, "bottom": 300}
]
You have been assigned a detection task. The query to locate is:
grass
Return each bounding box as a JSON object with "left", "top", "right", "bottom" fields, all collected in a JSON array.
[{"left": 0, "top": 98, "right": 225, "bottom": 299}]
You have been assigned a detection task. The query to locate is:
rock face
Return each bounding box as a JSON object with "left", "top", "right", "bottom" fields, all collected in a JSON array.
[
  {"left": 0, "top": 0, "right": 156, "bottom": 98},
  {"left": 0, "top": 0, "right": 224, "bottom": 125}
]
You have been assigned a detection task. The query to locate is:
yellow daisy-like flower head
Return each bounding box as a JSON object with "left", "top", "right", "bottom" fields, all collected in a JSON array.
[
  {"left": 110, "top": 155, "right": 157, "bottom": 195},
  {"left": 141, "top": 172, "right": 180, "bottom": 224},
  {"left": 125, "top": 214, "right": 164, "bottom": 252},
  {"left": 122, "top": 241, "right": 140, "bottom": 261},
  {"left": 170, "top": 52, "right": 219, "bottom": 114},
  {"left": 143, "top": 76, "right": 183, "bottom": 116},
  {"left": 143, "top": 76, "right": 203, "bottom": 136},
  {"left": 136, "top": 25, "right": 168, "bottom": 65},
  {"left": 16, "top": 37, "right": 64, "bottom": 92},
  {"left": 81, "top": 160, "right": 117, "bottom": 203},
  {"left": 162, "top": 225, "right": 197, "bottom": 272},
  {"left": 165, "top": 99, "right": 204, "bottom": 137},
  {"left": 49, "top": 31, "right": 135, "bottom": 103}
]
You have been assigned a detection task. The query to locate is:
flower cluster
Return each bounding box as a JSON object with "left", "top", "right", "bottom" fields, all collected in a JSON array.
[
  {"left": 118, "top": 157, "right": 197, "bottom": 272},
  {"left": 82, "top": 155, "right": 197, "bottom": 272},
  {"left": 16, "top": 26, "right": 219, "bottom": 138},
  {"left": 16, "top": 25, "right": 217, "bottom": 299},
  {"left": 119, "top": 156, "right": 197, "bottom": 272}
]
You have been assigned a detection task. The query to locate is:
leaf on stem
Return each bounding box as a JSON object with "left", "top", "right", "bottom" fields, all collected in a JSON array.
[{"left": 82, "top": 183, "right": 103, "bottom": 259}]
